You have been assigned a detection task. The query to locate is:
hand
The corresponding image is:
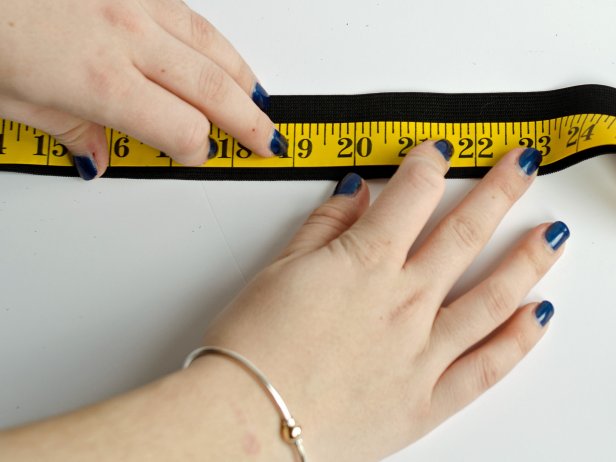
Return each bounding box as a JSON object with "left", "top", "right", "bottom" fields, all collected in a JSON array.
[
  {"left": 0, "top": 0, "right": 284, "bottom": 180},
  {"left": 201, "top": 141, "right": 569, "bottom": 461},
  {"left": 0, "top": 141, "right": 570, "bottom": 462}
]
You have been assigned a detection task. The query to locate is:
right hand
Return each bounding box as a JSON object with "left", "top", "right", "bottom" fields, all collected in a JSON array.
[
  {"left": 0, "top": 0, "right": 285, "bottom": 180},
  {"left": 199, "top": 141, "right": 568, "bottom": 461}
]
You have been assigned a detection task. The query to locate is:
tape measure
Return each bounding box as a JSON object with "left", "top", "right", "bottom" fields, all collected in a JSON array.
[{"left": 1, "top": 84, "right": 615, "bottom": 180}]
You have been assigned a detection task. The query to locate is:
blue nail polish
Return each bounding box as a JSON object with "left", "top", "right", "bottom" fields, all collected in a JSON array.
[
  {"left": 252, "top": 82, "right": 270, "bottom": 112},
  {"left": 534, "top": 301, "right": 554, "bottom": 327},
  {"left": 545, "top": 221, "right": 570, "bottom": 251},
  {"left": 270, "top": 130, "right": 289, "bottom": 157},
  {"left": 333, "top": 173, "right": 363, "bottom": 196},
  {"left": 434, "top": 139, "right": 453, "bottom": 161},
  {"left": 73, "top": 154, "right": 97, "bottom": 181},
  {"left": 208, "top": 137, "right": 218, "bottom": 159},
  {"left": 519, "top": 148, "right": 542, "bottom": 176}
]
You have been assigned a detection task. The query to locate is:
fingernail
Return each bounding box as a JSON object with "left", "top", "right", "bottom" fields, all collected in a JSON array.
[
  {"left": 73, "top": 153, "right": 97, "bottom": 181},
  {"left": 208, "top": 137, "right": 218, "bottom": 159},
  {"left": 534, "top": 300, "right": 555, "bottom": 327},
  {"left": 519, "top": 148, "right": 542, "bottom": 176},
  {"left": 434, "top": 139, "right": 453, "bottom": 161},
  {"left": 270, "top": 130, "right": 288, "bottom": 157},
  {"left": 545, "top": 221, "right": 570, "bottom": 251},
  {"left": 252, "top": 82, "right": 270, "bottom": 112},
  {"left": 333, "top": 173, "right": 363, "bottom": 197}
]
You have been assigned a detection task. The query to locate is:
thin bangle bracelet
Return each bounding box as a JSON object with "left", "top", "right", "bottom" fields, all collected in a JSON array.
[{"left": 183, "top": 346, "right": 307, "bottom": 462}]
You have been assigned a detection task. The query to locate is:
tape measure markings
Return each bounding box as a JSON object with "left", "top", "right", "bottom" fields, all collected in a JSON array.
[{"left": 1, "top": 85, "right": 616, "bottom": 180}]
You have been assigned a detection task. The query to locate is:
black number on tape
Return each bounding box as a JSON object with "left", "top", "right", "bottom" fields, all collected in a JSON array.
[
  {"left": 34, "top": 135, "right": 46, "bottom": 156},
  {"left": 458, "top": 138, "right": 474, "bottom": 158},
  {"left": 582, "top": 124, "right": 596, "bottom": 142},
  {"left": 398, "top": 137, "right": 414, "bottom": 157},
  {"left": 297, "top": 139, "right": 313, "bottom": 158},
  {"left": 538, "top": 135, "right": 551, "bottom": 156},
  {"left": 519, "top": 138, "right": 533, "bottom": 149},
  {"left": 357, "top": 137, "right": 372, "bottom": 157},
  {"left": 218, "top": 139, "right": 231, "bottom": 159},
  {"left": 51, "top": 139, "right": 68, "bottom": 157},
  {"left": 566, "top": 124, "right": 594, "bottom": 148},
  {"left": 236, "top": 143, "right": 252, "bottom": 159},
  {"left": 114, "top": 137, "right": 130, "bottom": 158},
  {"left": 337, "top": 138, "right": 353, "bottom": 157},
  {"left": 477, "top": 137, "right": 493, "bottom": 158}
]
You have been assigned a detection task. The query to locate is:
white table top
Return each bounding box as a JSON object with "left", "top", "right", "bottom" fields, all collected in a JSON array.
[{"left": 1, "top": 1, "right": 616, "bottom": 460}]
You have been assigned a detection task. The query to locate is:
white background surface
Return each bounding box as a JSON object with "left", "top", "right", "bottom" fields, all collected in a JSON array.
[{"left": 1, "top": 0, "right": 616, "bottom": 460}]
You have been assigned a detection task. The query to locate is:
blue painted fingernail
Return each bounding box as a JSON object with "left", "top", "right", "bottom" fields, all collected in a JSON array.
[
  {"left": 333, "top": 173, "right": 363, "bottom": 197},
  {"left": 208, "top": 137, "right": 218, "bottom": 159},
  {"left": 270, "top": 130, "right": 289, "bottom": 157},
  {"left": 534, "top": 300, "right": 554, "bottom": 327},
  {"left": 252, "top": 82, "right": 270, "bottom": 112},
  {"left": 545, "top": 221, "right": 570, "bottom": 251},
  {"left": 519, "top": 148, "right": 542, "bottom": 176},
  {"left": 434, "top": 139, "right": 453, "bottom": 161},
  {"left": 73, "top": 153, "right": 97, "bottom": 181}
]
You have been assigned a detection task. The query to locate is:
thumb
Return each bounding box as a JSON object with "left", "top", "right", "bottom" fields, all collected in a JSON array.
[
  {"left": 0, "top": 97, "right": 108, "bottom": 180},
  {"left": 47, "top": 118, "right": 109, "bottom": 181},
  {"left": 281, "top": 173, "right": 370, "bottom": 259}
]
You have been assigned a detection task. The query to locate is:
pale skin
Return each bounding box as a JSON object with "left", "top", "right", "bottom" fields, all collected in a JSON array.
[
  {"left": 0, "top": 0, "right": 281, "bottom": 178},
  {"left": 0, "top": 142, "right": 565, "bottom": 461},
  {"left": 0, "top": 1, "right": 567, "bottom": 461}
]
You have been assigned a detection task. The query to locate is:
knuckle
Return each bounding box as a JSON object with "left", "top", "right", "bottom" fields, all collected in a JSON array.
[
  {"left": 51, "top": 122, "right": 93, "bottom": 146},
  {"left": 488, "top": 176, "right": 520, "bottom": 204},
  {"left": 518, "top": 244, "right": 549, "bottom": 279},
  {"left": 101, "top": 4, "right": 145, "bottom": 35},
  {"left": 388, "top": 288, "right": 429, "bottom": 325},
  {"left": 307, "top": 203, "right": 357, "bottom": 233},
  {"left": 236, "top": 60, "right": 254, "bottom": 85},
  {"left": 334, "top": 228, "right": 391, "bottom": 268},
  {"left": 446, "top": 213, "right": 485, "bottom": 251},
  {"left": 476, "top": 353, "right": 502, "bottom": 390},
  {"left": 240, "top": 112, "right": 271, "bottom": 149},
  {"left": 513, "top": 327, "right": 533, "bottom": 357},
  {"left": 86, "top": 66, "right": 131, "bottom": 101},
  {"left": 190, "top": 12, "right": 216, "bottom": 48},
  {"left": 198, "top": 65, "right": 228, "bottom": 105},
  {"left": 483, "top": 280, "right": 515, "bottom": 325},
  {"left": 175, "top": 116, "right": 210, "bottom": 164},
  {"left": 404, "top": 158, "right": 445, "bottom": 194}
]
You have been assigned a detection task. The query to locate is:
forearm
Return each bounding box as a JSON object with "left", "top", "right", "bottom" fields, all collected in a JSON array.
[{"left": 0, "top": 356, "right": 293, "bottom": 462}]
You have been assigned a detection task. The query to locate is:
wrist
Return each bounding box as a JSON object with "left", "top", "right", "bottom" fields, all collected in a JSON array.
[{"left": 167, "top": 353, "right": 296, "bottom": 462}]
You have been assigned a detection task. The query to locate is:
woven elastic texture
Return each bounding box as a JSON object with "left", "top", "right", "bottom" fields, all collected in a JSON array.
[
  {"left": 2, "top": 84, "right": 616, "bottom": 181},
  {"left": 269, "top": 85, "right": 616, "bottom": 123}
]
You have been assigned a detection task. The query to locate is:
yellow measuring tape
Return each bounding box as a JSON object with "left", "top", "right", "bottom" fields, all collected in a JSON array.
[{"left": 1, "top": 85, "right": 615, "bottom": 180}]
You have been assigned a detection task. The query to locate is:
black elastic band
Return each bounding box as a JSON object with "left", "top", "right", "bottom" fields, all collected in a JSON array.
[
  {"left": 2, "top": 84, "right": 616, "bottom": 181},
  {"left": 269, "top": 84, "right": 616, "bottom": 123}
]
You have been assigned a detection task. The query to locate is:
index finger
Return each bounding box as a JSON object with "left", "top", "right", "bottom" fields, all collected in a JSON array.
[{"left": 136, "top": 38, "right": 287, "bottom": 158}]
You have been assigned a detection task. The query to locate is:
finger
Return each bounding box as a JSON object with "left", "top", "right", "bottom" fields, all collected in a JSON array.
[
  {"left": 430, "top": 221, "right": 569, "bottom": 365},
  {"left": 281, "top": 173, "right": 370, "bottom": 259},
  {"left": 339, "top": 140, "right": 452, "bottom": 266},
  {"left": 89, "top": 70, "right": 217, "bottom": 167},
  {"left": 0, "top": 97, "right": 108, "bottom": 180},
  {"left": 408, "top": 147, "right": 542, "bottom": 299},
  {"left": 143, "top": 0, "right": 264, "bottom": 104},
  {"left": 134, "top": 35, "right": 284, "bottom": 158},
  {"left": 429, "top": 301, "right": 554, "bottom": 425}
]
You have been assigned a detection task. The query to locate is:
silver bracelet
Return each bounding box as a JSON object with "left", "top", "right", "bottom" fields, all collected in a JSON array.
[{"left": 183, "top": 346, "right": 307, "bottom": 462}]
